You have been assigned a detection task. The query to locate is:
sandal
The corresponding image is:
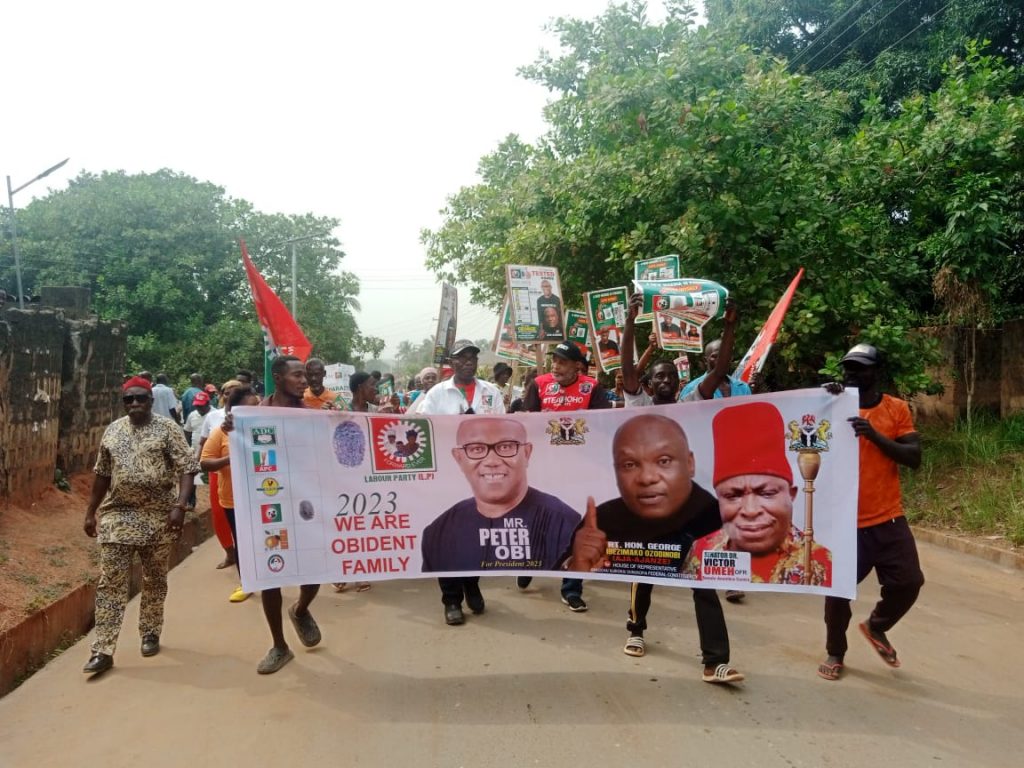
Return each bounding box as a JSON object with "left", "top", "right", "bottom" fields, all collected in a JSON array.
[
  {"left": 817, "top": 661, "right": 844, "bottom": 681},
  {"left": 333, "top": 583, "right": 348, "bottom": 593},
  {"left": 623, "top": 635, "right": 646, "bottom": 657},
  {"left": 257, "top": 646, "right": 294, "bottom": 675},
  {"left": 859, "top": 621, "right": 900, "bottom": 668},
  {"left": 288, "top": 603, "right": 322, "bottom": 648},
  {"left": 356, "top": 582, "right": 371, "bottom": 592},
  {"left": 703, "top": 664, "right": 745, "bottom": 684}
]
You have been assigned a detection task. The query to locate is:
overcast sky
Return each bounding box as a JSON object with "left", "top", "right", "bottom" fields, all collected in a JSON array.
[{"left": 5, "top": 1, "right": 705, "bottom": 358}]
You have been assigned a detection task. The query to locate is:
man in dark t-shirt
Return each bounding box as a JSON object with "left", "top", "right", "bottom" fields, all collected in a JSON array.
[{"left": 422, "top": 419, "right": 580, "bottom": 572}]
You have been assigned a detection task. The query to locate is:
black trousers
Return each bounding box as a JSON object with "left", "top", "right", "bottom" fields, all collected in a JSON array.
[
  {"left": 824, "top": 516, "right": 925, "bottom": 659},
  {"left": 439, "top": 577, "right": 481, "bottom": 607},
  {"left": 627, "top": 582, "right": 730, "bottom": 666}
]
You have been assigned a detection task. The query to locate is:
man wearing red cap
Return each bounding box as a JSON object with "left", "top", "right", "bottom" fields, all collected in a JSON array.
[
  {"left": 81, "top": 376, "right": 200, "bottom": 675},
  {"left": 518, "top": 340, "right": 611, "bottom": 612},
  {"left": 686, "top": 402, "right": 832, "bottom": 585},
  {"left": 818, "top": 343, "right": 923, "bottom": 681}
]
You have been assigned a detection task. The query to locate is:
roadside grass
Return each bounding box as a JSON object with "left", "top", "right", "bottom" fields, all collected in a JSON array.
[{"left": 904, "top": 413, "right": 1024, "bottom": 546}]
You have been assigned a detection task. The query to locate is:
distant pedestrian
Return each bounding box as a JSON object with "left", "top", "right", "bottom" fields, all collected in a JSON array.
[
  {"left": 81, "top": 375, "right": 199, "bottom": 675},
  {"left": 180, "top": 373, "right": 205, "bottom": 422},
  {"left": 152, "top": 373, "right": 180, "bottom": 424}
]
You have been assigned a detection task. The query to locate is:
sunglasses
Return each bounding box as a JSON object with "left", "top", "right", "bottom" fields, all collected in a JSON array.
[{"left": 122, "top": 393, "right": 152, "bottom": 404}]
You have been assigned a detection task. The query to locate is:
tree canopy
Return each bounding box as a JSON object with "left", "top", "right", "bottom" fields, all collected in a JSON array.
[
  {"left": 423, "top": 1, "right": 1024, "bottom": 392},
  {"left": 2, "top": 169, "right": 372, "bottom": 385}
]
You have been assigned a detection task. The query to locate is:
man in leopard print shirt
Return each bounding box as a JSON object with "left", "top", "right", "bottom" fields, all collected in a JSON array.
[{"left": 81, "top": 375, "right": 200, "bottom": 675}]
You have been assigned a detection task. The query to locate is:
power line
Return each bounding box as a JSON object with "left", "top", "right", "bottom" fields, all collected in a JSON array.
[
  {"left": 798, "top": 0, "right": 889, "bottom": 71},
  {"left": 815, "top": 0, "right": 916, "bottom": 73},
  {"left": 851, "top": 0, "right": 956, "bottom": 77},
  {"left": 787, "top": 0, "right": 870, "bottom": 70}
]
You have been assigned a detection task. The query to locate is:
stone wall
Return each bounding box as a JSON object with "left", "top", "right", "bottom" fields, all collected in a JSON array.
[{"left": 0, "top": 303, "right": 127, "bottom": 503}]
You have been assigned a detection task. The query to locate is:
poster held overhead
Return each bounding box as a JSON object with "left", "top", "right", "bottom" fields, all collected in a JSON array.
[
  {"left": 634, "top": 278, "right": 729, "bottom": 355},
  {"left": 584, "top": 287, "right": 630, "bottom": 374},
  {"left": 507, "top": 265, "right": 566, "bottom": 343},
  {"left": 494, "top": 297, "right": 537, "bottom": 365},
  {"left": 433, "top": 283, "right": 458, "bottom": 365},
  {"left": 634, "top": 255, "right": 680, "bottom": 322}
]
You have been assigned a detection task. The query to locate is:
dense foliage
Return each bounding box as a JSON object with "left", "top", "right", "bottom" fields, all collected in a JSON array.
[{"left": 422, "top": 1, "right": 1024, "bottom": 392}]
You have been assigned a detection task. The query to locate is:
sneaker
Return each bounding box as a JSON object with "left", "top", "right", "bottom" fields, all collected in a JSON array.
[
  {"left": 229, "top": 585, "right": 251, "bottom": 603},
  {"left": 516, "top": 576, "right": 532, "bottom": 590},
  {"left": 561, "top": 594, "right": 588, "bottom": 612},
  {"left": 288, "top": 603, "right": 322, "bottom": 647},
  {"left": 257, "top": 646, "right": 294, "bottom": 674}
]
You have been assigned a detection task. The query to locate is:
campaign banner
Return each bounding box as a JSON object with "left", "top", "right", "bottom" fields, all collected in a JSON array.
[
  {"left": 507, "top": 265, "right": 565, "bottom": 343},
  {"left": 494, "top": 298, "right": 537, "bottom": 365},
  {"left": 322, "top": 362, "right": 355, "bottom": 406},
  {"left": 230, "top": 389, "right": 858, "bottom": 598},
  {"left": 584, "top": 287, "right": 628, "bottom": 374},
  {"left": 634, "top": 278, "right": 728, "bottom": 354},
  {"left": 433, "top": 283, "right": 458, "bottom": 365},
  {"left": 564, "top": 309, "right": 590, "bottom": 360},
  {"left": 634, "top": 255, "right": 680, "bottom": 322}
]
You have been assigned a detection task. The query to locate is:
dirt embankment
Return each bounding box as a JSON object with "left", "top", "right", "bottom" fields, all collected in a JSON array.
[{"left": 0, "top": 474, "right": 209, "bottom": 635}]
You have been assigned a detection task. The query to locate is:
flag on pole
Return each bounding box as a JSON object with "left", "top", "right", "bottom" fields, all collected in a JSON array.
[
  {"left": 733, "top": 268, "right": 804, "bottom": 383},
  {"left": 240, "top": 240, "right": 312, "bottom": 394}
]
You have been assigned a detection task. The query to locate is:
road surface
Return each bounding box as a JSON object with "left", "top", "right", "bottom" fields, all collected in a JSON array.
[{"left": 0, "top": 538, "right": 1020, "bottom": 767}]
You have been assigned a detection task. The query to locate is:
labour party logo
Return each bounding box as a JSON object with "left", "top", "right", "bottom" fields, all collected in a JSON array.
[{"left": 368, "top": 417, "right": 435, "bottom": 473}]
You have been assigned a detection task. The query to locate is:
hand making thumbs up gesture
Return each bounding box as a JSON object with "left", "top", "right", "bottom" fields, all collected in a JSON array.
[{"left": 568, "top": 497, "right": 610, "bottom": 572}]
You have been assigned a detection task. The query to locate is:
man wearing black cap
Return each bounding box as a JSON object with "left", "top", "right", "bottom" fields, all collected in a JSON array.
[
  {"left": 819, "top": 343, "right": 924, "bottom": 681},
  {"left": 416, "top": 339, "right": 506, "bottom": 626},
  {"left": 518, "top": 341, "right": 610, "bottom": 611}
]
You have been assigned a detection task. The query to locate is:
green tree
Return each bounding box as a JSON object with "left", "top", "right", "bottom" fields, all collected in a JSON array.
[
  {"left": 424, "top": 2, "right": 1023, "bottom": 393},
  {"left": 2, "top": 170, "right": 366, "bottom": 386}
]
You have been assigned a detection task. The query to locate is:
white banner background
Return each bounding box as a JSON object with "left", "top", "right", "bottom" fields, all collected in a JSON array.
[{"left": 231, "top": 389, "right": 858, "bottom": 598}]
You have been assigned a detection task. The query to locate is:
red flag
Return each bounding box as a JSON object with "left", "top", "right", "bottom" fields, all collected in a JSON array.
[
  {"left": 734, "top": 268, "right": 804, "bottom": 383},
  {"left": 240, "top": 240, "right": 312, "bottom": 379}
]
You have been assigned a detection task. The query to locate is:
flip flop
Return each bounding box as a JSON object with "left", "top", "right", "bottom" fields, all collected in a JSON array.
[
  {"left": 859, "top": 622, "right": 901, "bottom": 668},
  {"left": 623, "top": 635, "right": 646, "bottom": 657},
  {"left": 333, "top": 583, "right": 348, "bottom": 593},
  {"left": 817, "top": 661, "right": 844, "bottom": 681},
  {"left": 356, "top": 582, "right": 372, "bottom": 592}
]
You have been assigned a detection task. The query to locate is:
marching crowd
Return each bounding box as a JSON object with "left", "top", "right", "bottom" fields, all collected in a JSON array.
[{"left": 81, "top": 298, "right": 924, "bottom": 686}]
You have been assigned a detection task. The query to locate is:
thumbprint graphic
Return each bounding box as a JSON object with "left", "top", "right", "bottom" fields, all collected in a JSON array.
[
  {"left": 333, "top": 420, "right": 365, "bottom": 467},
  {"left": 298, "top": 500, "right": 315, "bottom": 521}
]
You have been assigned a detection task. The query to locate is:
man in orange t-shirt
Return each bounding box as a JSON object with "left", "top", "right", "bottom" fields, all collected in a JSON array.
[{"left": 819, "top": 344, "right": 924, "bottom": 681}]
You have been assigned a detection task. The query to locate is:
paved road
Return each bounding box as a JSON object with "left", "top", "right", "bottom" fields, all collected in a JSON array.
[{"left": 1, "top": 538, "right": 1020, "bottom": 768}]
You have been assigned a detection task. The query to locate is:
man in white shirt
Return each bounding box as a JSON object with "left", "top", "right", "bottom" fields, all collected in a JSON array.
[
  {"left": 416, "top": 340, "right": 505, "bottom": 626},
  {"left": 151, "top": 374, "right": 180, "bottom": 424}
]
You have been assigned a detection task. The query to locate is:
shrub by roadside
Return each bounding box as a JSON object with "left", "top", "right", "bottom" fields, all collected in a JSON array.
[{"left": 904, "top": 413, "right": 1024, "bottom": 547}]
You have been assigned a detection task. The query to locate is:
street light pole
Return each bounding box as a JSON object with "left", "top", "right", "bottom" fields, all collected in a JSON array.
[
  {"left": 5, "top": 158, "right": 70, "bottom": 310},
  {"left": 265, "top": 232, "right": 329, "bottom": 321}
]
